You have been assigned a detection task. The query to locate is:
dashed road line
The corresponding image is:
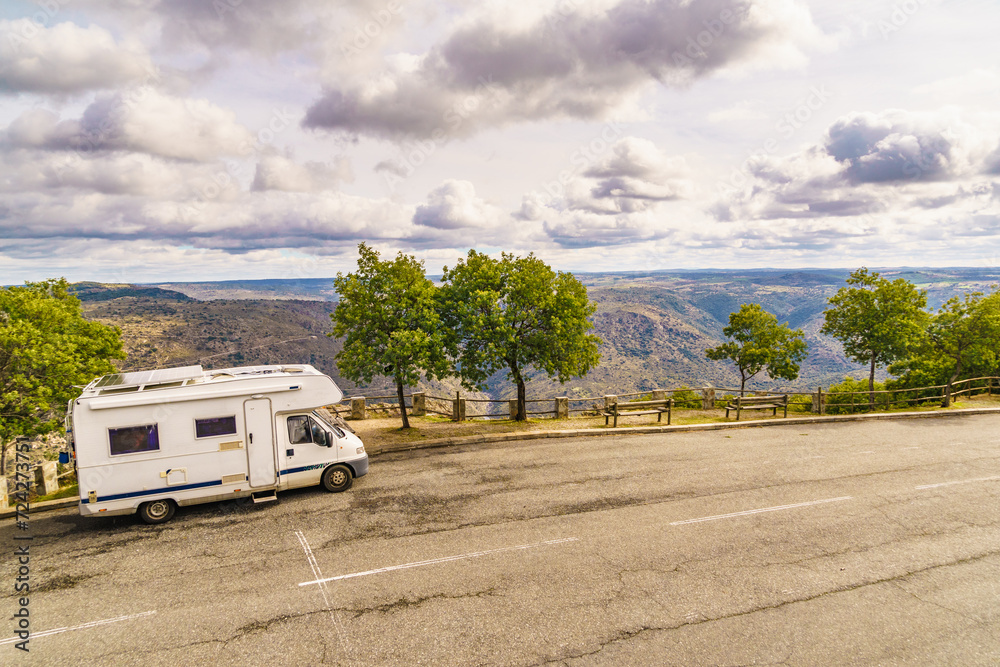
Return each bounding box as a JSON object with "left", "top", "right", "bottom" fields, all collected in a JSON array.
[
  {"left": 915, "top": 475, "right": 1000, "bottom": 490},
  {"left": 669, "top": 497, "right": 853, "bottom": 526},
  {"left": 0, "top": 611, "right": 156, "bottom": 646},
  {"left": 295, "top": 530, "right": 352, "bottom": 660},
  {"left": 299, "top": 537, "right": 579, "bottom": 586}
]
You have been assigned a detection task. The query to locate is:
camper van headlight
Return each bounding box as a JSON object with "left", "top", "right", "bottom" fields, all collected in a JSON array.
[{"left": 356, "top": 446, "right": 365, "bottom": 455}]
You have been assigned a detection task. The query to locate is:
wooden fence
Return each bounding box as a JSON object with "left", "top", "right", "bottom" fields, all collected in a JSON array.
[{"left": 332, "top": 376, "right": 999, "bottom": 421}]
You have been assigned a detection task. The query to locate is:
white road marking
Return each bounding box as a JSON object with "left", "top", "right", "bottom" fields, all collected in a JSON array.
[
  {"left": 0, "top": 611, "right": 156, "bottom": 645},
  {"left": 915, "top": 475, "right": 1000, "bottom": 490},
  {"left": 299, "top": 537, "right": 579, "bottom": 586},
  {"left": 295, "top": 530, "right": 351, "bottom": 660},
  {"left": 669, "top": 497, "right": 853, "bottom": 526}
]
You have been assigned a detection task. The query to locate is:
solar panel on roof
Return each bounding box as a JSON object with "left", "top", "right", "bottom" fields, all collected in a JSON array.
[{"left": 94, "top": 365, "right": 204, "bottom": 389}]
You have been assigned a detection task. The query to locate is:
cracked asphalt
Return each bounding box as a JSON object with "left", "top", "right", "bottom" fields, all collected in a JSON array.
[{"left": 4, "top": 414, "right": 1000, "bottom": 665}]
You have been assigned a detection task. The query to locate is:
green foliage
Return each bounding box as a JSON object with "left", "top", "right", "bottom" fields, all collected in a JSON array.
[
  {"left": 440, "top": 250, "right": 601, "bottom": 421},
  {"left": 671, "top": 386, "right": 701, "bottom": 408},
  {"left": 331, "top": 244, "right": 450, "bottom": 428},
  {"left": 889, "top": 289, "right": 1000, "bottom": 406},
  {"left": 1, "top": 279, "right": 124, "bottom": 475},
  {"left": 821, "top": 268, "right": 927, "bottom": 406},
  {"left": 825, "top": 376, "right": 889, "bottom": 414},
  {"left": 705, "top": 303, "right": 808, "bottom": 395}
]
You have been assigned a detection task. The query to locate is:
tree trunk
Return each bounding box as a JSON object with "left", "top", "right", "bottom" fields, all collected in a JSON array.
[
  {"left": 0, "top": 440, "right": 6, "bottom": 476},
  {"left": 510, "top": 363, "right": 527, "bottom": 421},
  {"left": 739, "top": 373, "right": 747, "bottom": 397},
  {"left": 395, "top": 374, "right": 410, "bottom": 429},
  {"left": 943, "top": 359, "right": 961, "bottom": 408},
  {"left": 869, "top": 352, "right": 876, "bottom": 412}
]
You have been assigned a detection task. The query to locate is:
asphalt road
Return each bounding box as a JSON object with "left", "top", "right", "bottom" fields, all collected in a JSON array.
[{"left": 4, "top": 414, "right": 1000, "bottom": 666}]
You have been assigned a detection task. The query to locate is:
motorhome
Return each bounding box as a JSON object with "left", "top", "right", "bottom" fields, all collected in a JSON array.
[{"left": 66, "top": 364, "right": 368, "bottom": 524}]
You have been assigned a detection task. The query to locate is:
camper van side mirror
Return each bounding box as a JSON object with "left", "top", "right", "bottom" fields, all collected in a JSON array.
[{"left": 316, "top": 430, "right": 330, "bottom": 447}]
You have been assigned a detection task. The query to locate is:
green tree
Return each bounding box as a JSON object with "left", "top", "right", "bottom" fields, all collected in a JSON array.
[
  {"left": 705, "top": 303, "right": 808, "bottom": 396},
  {"left": 330, "top": 244, "right": 450, "bottom": 429},
  {"left": 1, "top": 279, "right": 124, "bottom": 473},
  {"left": 439, "top": 250, "right": 600, "bottom": 421},
  {"left": 904, "top": 290, "right": 1000, "bottom": 407},
  {"left": 821, "top": 268, "right": 927, "bottom": 410}
]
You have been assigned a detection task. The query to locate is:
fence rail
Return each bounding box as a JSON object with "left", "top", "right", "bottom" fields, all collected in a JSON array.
[{"left": 334, "top": 377, "right": 998, "bottom": 421}]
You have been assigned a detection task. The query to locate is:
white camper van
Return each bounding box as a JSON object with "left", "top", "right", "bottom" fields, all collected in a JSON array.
[{"left": 66, "top": 364, "right": 368, "bottom": 524}]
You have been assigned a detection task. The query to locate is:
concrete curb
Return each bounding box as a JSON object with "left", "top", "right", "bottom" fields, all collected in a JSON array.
[
  {"left": 369, "top": 406, "right": 1000, "bottom": 457},
  {"left": 0, "top": 497, "right": 78, "bottom": 519}
]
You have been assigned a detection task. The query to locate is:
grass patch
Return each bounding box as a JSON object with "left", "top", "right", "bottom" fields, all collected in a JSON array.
[{"left": 35, "top": 483, "right": 78, "bottom": 503}]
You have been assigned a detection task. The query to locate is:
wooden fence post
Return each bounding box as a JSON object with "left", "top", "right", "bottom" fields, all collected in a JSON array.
[
  {"left": 350, "top": 396, "right": 366, "bottom": 420},
  {"left": 509, "top": 400, "right": 518, "bottom": 420},
  {"left": 452, "top": 392, "right": 465, "bottom": 421},
  {"left": 651, "top": 390, "right": 666, "bottom": 401},
  {"left": 412, "top": 392, "right": 425, "bottom": 417},
  {"left": 819, "top": 387, "right": 825, "bottom": 415},
  {"left": 604, "top": 395, "right": 617, "bottom": 411},
  {"left": 555, "top": 397, "right": 569, "bottom": 419}
]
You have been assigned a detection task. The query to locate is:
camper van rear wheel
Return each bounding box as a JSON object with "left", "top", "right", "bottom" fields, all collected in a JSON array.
[
  {"left": 322, "top": 465, "right": 353, "bottom": 493},
  {"left": 138, "top": 499, "right": 176, "bottom": 524}
]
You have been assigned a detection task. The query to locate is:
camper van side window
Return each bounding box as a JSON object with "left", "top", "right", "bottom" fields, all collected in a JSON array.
[
  {"left": 195, "top": 416, "right": 238, "bottom": 438},
  {"left": 109, "top": 424, "right": 160, "bottom": 455}
]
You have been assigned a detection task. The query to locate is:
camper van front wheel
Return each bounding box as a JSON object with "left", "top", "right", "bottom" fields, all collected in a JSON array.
[
  {"left": 138, "top": 499, "right": 176, "bottom": 524},
  {"left": 321, "top": 465, "right": 353, "bottom": 493}
]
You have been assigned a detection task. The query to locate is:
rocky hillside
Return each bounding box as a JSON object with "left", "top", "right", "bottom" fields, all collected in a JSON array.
[{"left": 76, "top": 268, "right": 1000, "bottom": 401}]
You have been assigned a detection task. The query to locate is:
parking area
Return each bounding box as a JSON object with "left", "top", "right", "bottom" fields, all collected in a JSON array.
[{"left": 4, "top": 415, "right": 1000, "bottom": 665}]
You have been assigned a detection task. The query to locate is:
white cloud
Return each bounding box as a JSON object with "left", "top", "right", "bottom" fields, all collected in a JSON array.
[
  {"left": 0, "top": 20, "right": 155, "bottom": 94},
  {"left": 251, "top": 155, "right": 354, "bottom": 192},
  {"left": 413, "top": 180, "right": 506, "bottom": 230},
  {"left": 3, "top": 90, "right": 255, "bottom": 162}
]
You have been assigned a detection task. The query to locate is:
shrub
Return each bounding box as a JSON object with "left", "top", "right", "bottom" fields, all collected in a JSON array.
[
  {"left": 824, "top": 377, "right": 888, "bottom": 414},
  {"left": 671, "top": 386, "right": 701, "bottom": 409}
]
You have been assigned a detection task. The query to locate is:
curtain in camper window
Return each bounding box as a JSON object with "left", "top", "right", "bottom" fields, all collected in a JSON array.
[
  {"left": 195, "top": 416, "right": 238, "bottom": 438},
  {"left": 109, "top": 424, "right": 160, "bottom": 455},
  {"left": 287, "top": 415, "right": 311, "bottom": 444}
]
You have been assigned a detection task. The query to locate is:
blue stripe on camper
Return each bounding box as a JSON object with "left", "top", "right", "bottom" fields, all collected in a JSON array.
[
  {"left": 280, "top": 463, "right": 326, "bottom": 476},
  {"left": 82, "top": 479, "right": 223, "bottom": 504}
]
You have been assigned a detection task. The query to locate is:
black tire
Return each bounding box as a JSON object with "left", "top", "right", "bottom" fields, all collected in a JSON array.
[
  {"left": 321, "top": 464, "right": 353, "bottom": 493},
  {"left": 138, "top": 498, "right": 176, "bottom": 524}
]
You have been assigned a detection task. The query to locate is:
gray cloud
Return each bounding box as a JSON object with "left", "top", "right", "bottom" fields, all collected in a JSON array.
[
  {"left": 714, "top": 109, "right": 1000, "bottom": 223},
  {"left": 304, "top": 0, "right": 821, "bottom": 139}
]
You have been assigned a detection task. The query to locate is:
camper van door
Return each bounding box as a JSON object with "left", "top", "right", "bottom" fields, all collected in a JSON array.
[{"left": 244, "top": 398, "right": 277, "bottom": 487}]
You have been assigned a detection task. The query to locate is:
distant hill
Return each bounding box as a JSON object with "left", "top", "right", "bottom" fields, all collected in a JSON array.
[
  {"left": 70, "top": 282, "right": 193, "bottom": 302},
  {"left": 78, "top": 268, "right": 1000, "bottom": 400}
]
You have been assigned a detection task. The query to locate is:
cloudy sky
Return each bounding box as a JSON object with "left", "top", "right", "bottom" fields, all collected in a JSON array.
[{"left": 2, "top": 0, "right": 999, "bottom": 283}]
